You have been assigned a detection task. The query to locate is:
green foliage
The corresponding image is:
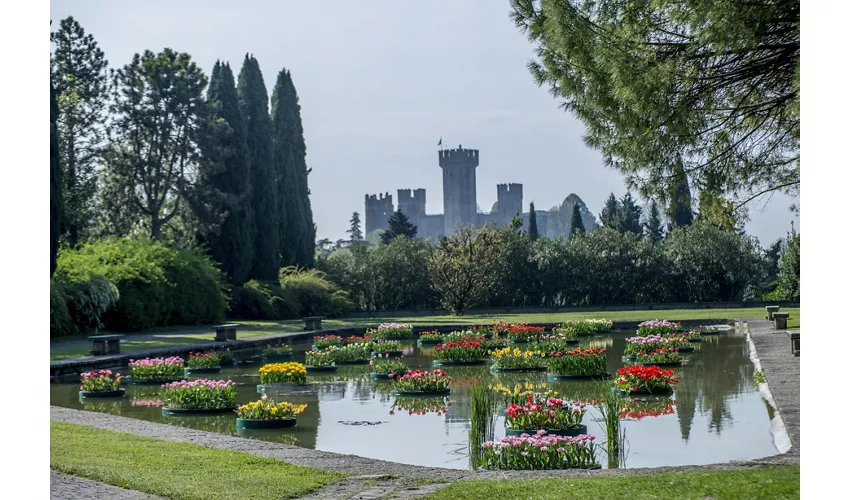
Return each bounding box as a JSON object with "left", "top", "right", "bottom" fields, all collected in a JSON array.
[
  {"left": 667, "top": 163, "right": 695, "bottom": 229},
  {"left": 197, "top": 60, "right": 254, "bottom": 284},
  {"left": 229, "top": 280, "right": 299, "bottom": 320},
  {"left": 528, "top": 202, "right": 539, "bottom": 241},
  {"left": 511, "top": 0, "right": 799, "bottom": 208},
  {"left": 50, "top": 82, "right": 62, "bottom": 275},
  {"left": 569, "top": 203, "right": 585, "bottom": 236},
  {"left": 548, "top": 193, "right": 596, "bottom": 238},
  {"left": 60, "top": 274, "right": 120, "bottom": 332},
  {"left": 55, "top": 238, "right": 227, "bottom": 331},
  {"left": 599, "top": 193, "right": 619, "bottom": 230},
  {"left": 616, "top": 193, "right": 643, "bottom": 235},
  {"left": 380, "top": 210, "right": 418, "bottom": 244},
  {"left": 645, "top": 200, "right": 664, "bottom": 243},
  {"left": 51, "top": 16, "right": 108, "bottom": 245},
  {"left": 239, "top": 54, "right": 279, "bottom": 280},
  {"left": 370, "top": 236, "right": 438, "bottom": 310},
  {"left": 278, "top": 266, "right": 353, "bottom": 317},
  {"left": 347, "top": 212, "right": 363, "bottom": 243},
  {"left": 50, "top": 280, "right": 77, "bottom": 337},
  {"left": 775, "top": 231, "right": 800, "bottom": 300}
]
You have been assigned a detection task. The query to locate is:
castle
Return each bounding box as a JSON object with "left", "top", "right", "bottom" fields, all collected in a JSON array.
[{"left": 365, "top": 144, "right": 548, "bottom": 240}]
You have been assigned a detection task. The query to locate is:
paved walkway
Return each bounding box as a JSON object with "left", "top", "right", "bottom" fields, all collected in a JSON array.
[
  {"left": 50, "top": 471, "right": 163, "bottom": 500},
  {"left": 50, "top": 318, "right": 800, "bottom": 498}
]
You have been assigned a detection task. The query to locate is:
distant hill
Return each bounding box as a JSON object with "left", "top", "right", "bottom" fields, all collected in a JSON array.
[{"left": 547, "top": 194, "right": 598, "bottom": 238}]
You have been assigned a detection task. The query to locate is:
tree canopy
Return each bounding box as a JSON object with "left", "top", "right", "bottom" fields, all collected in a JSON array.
[
  {"left": 511, "top": 0, "right": 800, "bottom": 212},
  {"left": 380, "top": 210, "right": 418, "bottom": 244}
]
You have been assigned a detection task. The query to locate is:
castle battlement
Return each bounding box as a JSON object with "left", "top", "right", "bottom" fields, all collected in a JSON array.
[
  {"left": 439, "top": 145, "right": 479, "bottom": 167},
  {"left": 398, "top": 188, "right": 426, "bottom": 202}
]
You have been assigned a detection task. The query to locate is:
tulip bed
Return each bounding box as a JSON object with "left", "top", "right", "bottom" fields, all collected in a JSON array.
[
  {"left": 503, "top": 395, "right": 587, "bottom": 432},
  {"left": 480, "top": 431, "right": 598, "bottom": 470},
  {"left": 370, "top": 340, "right": 404, "bottom": 355},
  {"left": 263, "top": 344, "right": 293, "bottom": 356},
  {"left": 490, "top": 347, "right": 547, "bottom": 371},
  {"left": 417, "top": 330, "right": 443, "bottom": 343},
  {"left": 635, "top": 347, "right": 683, "bottom": 364},
  {"left": 370, "top": 355, "right": 407, "bottom": 378},
  {"left": 236, "top": 396, "right": 306, "bottom": 420},
  {"left": 554, "top": 318, "right": 611, "bottom": 336},
  {"left": 259, "top": 362, "right": 308, "bottom": 384},
  {"left": 312, "top": 335, "right": 344, "bottom": 348},
  {"left": 637, "top": 320, "right": 682, "bottom": 336},
  {"left": 186, "top": 352, "right": 221, "bottom": 369},
  {"left": 623, "top": 335, "right": 675, "bottom": 356},
  {"left": 128, "top": 357, "right": 185, "bottom": 382},
  {"left": 490, "top": 382, "right": 553, "bottom": 408},
  {"left": 304, "top": 350, "right": 334, "bottom": 367},
  {"left": 547, "top": 348, "right": 607, "bottom": 376},
  {"left": 329, "top": 342, "right": 372, "bottom": 363},
  {"left": 693, "top": 325, "right": 720, "bottom": 334},
  {"left": 367, "top": 323, "right": 414, "bottom": 340},
  {"left": 80, "top": 369, "right": 122, "bottom": 392},
  {"left": 530, "top": 336, "right": 578, "bottom": 355},
  {"left": 617, "top": 365, "right": 679, "bottom": 395},
  {"left": 391, "top": 369, "right": 451, "bottom": 394},
  {"left": 433, "top": 339, "right": 489, "bottom": 363},
  {"left": 505, "top": 324, "right": 546, "bottom": 342},
  {"left": 160, "top": 379, "right": 237, "bottom": 410}
]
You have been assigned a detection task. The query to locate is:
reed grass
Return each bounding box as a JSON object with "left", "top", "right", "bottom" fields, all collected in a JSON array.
[{"left": 469, "top": 384, "right": 497, "bottom": 469}]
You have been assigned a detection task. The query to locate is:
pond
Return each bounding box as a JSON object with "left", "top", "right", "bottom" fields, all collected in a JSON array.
[{"left": 50, "top": 328, "right": 780, "bottom": 470}]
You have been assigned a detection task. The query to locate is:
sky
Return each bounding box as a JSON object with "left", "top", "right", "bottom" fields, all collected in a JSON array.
[{"left": 50, "top": 0, "right": 799, "bottom": 246}]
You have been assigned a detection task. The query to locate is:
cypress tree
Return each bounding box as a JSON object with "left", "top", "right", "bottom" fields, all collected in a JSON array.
[
  {"left": 569, "top": 203, "right": 585, "bottom": 236},
  {"left": 617, "top": 192, "right": 643, "bottom": 235},
  {"left": 199, "top": 61, "right": 254, "bottom": 284},
  {"left": 238, "top": 55, "right": 280, "bottom": 280},
  {"left": 271, "top": 68, "right": 315, "bottom": 268},
  {"left": 645, "top": 199, "right": 664, "bottom": 242},
  {"left": 50, "top": 82, "right": 62, "bottom": 275},
  {"left": 528, "top": 202, "right": 539, "bottom": 240},
  {"left": 599, "top": 193, "right": 619, "bottom": 229},
  {"left": 668, "top": 162, "right": 694, "bottom": 229}
]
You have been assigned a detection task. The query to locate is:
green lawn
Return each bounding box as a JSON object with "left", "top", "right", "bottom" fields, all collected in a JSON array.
[
  {"left": 51, "top": 308, "right": 800, "bottom": 361},
  {"left": 50, "top": 421, "right": 344, "bottom": 499},
  {"left": 425, "top": 467, "right": 800, "bottom": 500}
]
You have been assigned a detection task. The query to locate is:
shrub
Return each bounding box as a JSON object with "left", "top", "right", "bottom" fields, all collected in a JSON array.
[
  {"left": 50, "top": 280, "right": 76, "bottom": 338},
  {"left": 279, "top": 266, "right": 353, "bottom": 317},
  {"left": 61, "top": 274, "right": 120, "bottom": 332},
  {"left": 55, "top": 238, "right": 227, "bottom": 331},
  {"left": 229, "top": 280, "right": 298, "bottom": 320}
]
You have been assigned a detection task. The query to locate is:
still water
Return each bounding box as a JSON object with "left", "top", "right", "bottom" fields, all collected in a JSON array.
[{"left": 50, "top": 329, "right": 779, "bottom": 469}]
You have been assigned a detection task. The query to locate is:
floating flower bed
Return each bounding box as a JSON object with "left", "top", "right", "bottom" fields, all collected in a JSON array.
[
  {"left": 370, "top": 340, "right": 404, "bottom": 356},
  {"left": 259, "top": 362, "right": 308, "bottom": 384},
  {"left": 160, "top": 379, "right": 237, "bottom": 414},
  {"left": 79, "top": 369, "right": 124, "bottom": 398},
  {"left": 303, "top": 350, "right": 337, "bottom": 372},
  {"left": 368, "top": 323, "right": 414, "bottom": 340},
  {"left": 677, "top": 330, "right": 702, "bottom": 342},
  {"left": 480, "top": 431, "right": 598, "bottom": 470},
  {"left": 467, "top": 324, "right": 494, "bottom": 338},
  {"left": 637, "top": 320, "right": 682, "bottom": 337},
  {"left": 128, "top": 357, "right": 184, "bottom": 384},
  {"left": 623, "top": 335, "right": 674, "bottom": 357},
  {"left": 692, "top": 325, "right": 720, "bottom": 335},
  {"left": 490, "top": 347, "right": 547, "bottom": 372},
  {"left": 312, "top": 335, "right": 344, "bottom": 349},
  {"left": 530, "top": 335, "right": 579, "bottom": 355},
  {"left": 390, "top": 396, "right": 449, "bottom": 416},
  {"left": 343, "top": 335, "right": 372, "bottom": 344},
  {"left": 662, "top": 335, "right": 694, "bottom": 351},
  {"left": 504, "top": 394, "right": 587, "bottom": 436},
  {"left": 490, "top": 383, "right": 553, "bottom": 410},
  {"left": 505, "top": 324, "right": 546, "bottom": 343},
  {"left": 549, "top": 325, "right": 581, "bottom": 341},
  {"left": 433, "top": 339, "right": 489, "bottom": 365},
  {"left": 391, "top": 369, "right": 452, "bottom": 395},
  {"left": 262, "top": 344, "right": 294, "bottom": 362},
  {"left": 330, "top": 342, "right": 372, "bottom": 364},
  {"left": 547, "top": 348, "right": 608, "bottom": 379},
  {"left": 616, "top": 365, "right": 679, "bottom": 395},
  {"left": 184, "top": 351, "right": 222, "bottom": 374},
  {"left": 417, "top": 330, "right": 443, "bottom": 344},
  {"left": 442, "top": 330, "right": 477, "bottom": 343},
  {"left": 635, "top": 347, "right": 684, "bottom": 366},
  {"left": 370, "top": 354, "right": 407, "bottom": 379},
  {"left": 553, "top": 319, "right": 606, "bottom": 337},
  {"left": 619, "top": 398, "right": 677, "bottom": 420},
  {"left": 235, "top": 395, "right": 307, "bottom": 429}
]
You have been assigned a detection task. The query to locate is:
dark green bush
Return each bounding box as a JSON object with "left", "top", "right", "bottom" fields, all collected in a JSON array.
[
  {"left": 55, "top": 238, "right": 227, "bottom": 331},
  {"left": 279, "top": 266, "right": 353, "bottom": 317},
  {"left": 50, "top": 280, "right": 77, "bottom": 338},
  {"left": 61, "top": 274, "right": 120, "bottom": 331},
  {"left": 229, "top": 280, "right": 299, "bottom": 320}
]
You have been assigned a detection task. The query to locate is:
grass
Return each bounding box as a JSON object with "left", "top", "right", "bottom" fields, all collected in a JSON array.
[
  {"left": 50, "top": 421, "right": 344, "bottom": 499},
  {"left": 51, "top": 307, "right": 801, "bottom": 361},
  {"left": 424, "top": 466, "right": 799, "bottom": 500}
]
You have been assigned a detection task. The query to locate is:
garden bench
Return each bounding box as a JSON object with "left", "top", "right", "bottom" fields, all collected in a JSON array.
[
  {"left": 772, "top": 312, "right": 790, "bottom": 330},
  {"left": 213, "top": 324, "right": 239, "bottom": 341},
  {"left": 303, "top": 316, "right": 326, "bottom": 331},
  {"left": 765, "top": 305, "right": 780, "bottom": 321},
  {"left": 788, "top": 331, "right": 800, "bottom": 355},
  {"left": 88, "top": 334, "right": 123, "bottom": 356}
]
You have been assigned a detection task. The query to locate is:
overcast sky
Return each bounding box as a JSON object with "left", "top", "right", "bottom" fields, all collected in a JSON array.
[{"left": 50, "top": 0, "right": 800, "bottom": 245}]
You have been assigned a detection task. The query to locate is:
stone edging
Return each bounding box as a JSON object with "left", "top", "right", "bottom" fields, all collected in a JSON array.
[{"left": 49, "top": 317, "right": 798, "bottom": 485}]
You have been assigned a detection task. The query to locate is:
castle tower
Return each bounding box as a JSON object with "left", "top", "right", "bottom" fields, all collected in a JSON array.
[
  {"left": 397, "top": 188, "right": 426, "bottom": 229},
  {"left": 439, "top": 145, "right": 479, "bottom": 235},
  {"left": 496, "top": 183, "right": 523, "bottom": 225},
  {"left": 364, "top": 192, "right": 393, "bottom": 234}
]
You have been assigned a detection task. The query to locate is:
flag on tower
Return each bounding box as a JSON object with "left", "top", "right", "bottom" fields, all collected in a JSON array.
[{"left": 438, "top": 137, "right": 442, "bottom": 147}]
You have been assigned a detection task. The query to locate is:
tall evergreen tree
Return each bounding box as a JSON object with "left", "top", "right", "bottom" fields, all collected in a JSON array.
[
  {"left": 569, "top": 203, "right": 585, "bottom": 236},
  {"left": 50, "top": 82, "right": 62, "bottom": 275},
  {"left": 347, "top": 212, "right": 364, "bottom": 243},
  {"left": 599, "top": 193, "right": 619, "bottom": 229},
  {"left": 197, "top": 61, "right": 254, "bottom": 284},
  {"left": 381, "top": 210, "right": 418, "bottom": 244},
  {"left": 528, "top": 202, "right": 539, "bottom": 241},
  {"left": 617, "top": 192, "right": 643, "bottom": 235},
  {"left": 271, "top": 68, "right": 315, "bottom": 268},
  {"left": 51, "top": 16, "right": 109, "bottom": 245},
  {"left": 239, "top": 55, "right": 280, "bottom": 279},
  {"left": 668, "top": 162, "right": 694, "bottom": 230},
  {"left": 645, "top": 199, "right": 664, "bottom": 242}
]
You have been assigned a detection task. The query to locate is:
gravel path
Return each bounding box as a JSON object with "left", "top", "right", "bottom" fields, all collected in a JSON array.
[
  {"left": 51, "top": 317, "right": 799, "bottom": 498},
  {"left": 51, "top": 471, "right": 164, "bottom": 499}
]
